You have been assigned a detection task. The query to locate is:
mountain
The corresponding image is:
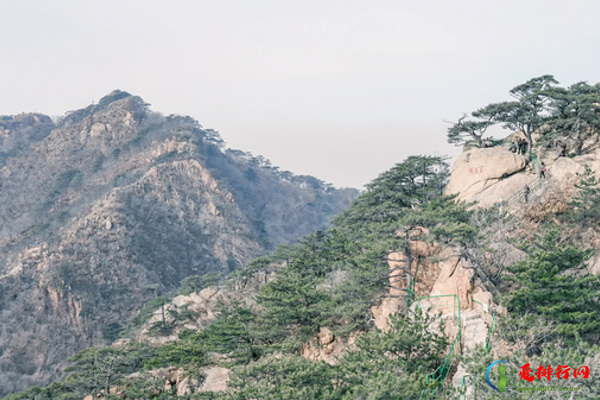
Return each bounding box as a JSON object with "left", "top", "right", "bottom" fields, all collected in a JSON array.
[
  {"left": 0, "top": 91, "right": 358, "bottom": 396},
  {"left": 5, "top": 77, "right": 600, "bottom": 400}
]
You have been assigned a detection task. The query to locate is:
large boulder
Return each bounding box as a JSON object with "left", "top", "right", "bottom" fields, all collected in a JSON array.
[
  {"left": 587, "top": 243, "right": 600, "bottom": 276},
  {"left": 471, "top": 172, "right": 533, "bottom": 208},
  {"left": 446, "top": 148, "right": 527, "bottom": 202},
  {"left": 548, "top": 157, "right": 586, "bottom": 183},
  {"left": 429, "top": 248, "right": 474, "bottom": 310}
]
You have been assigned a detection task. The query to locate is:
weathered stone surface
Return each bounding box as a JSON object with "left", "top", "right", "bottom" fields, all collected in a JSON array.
[
  {"left": 135, "top": 286, "right": 255, "bottom": 346},
  {"left": 445, "top": 148, "right": 527, "bottom": 201},
  {"left": 504, "top": 131, "right": 526, "bottom": 143},
  {"left": 319, "top": 327, "right": 335, "bottom": 345},
  {"left": 588, "top": 247, "right": 600, "bottom": 276},
  {"left": 371, "top": 297, "right": 403, "bottom": 331},
  {"left": 472, "top": 287, "right": 494, "bottom": 308},
  {"left": 429, "top": 249, "right": 474, "bottom": 310},
  {"left": 90, "top": 122, "right": 106, "bottom": 137},
  {"left": 471, "top": 172, "right": 533, "bottom": 208},
  {"left": 548, "top": 157, "right": 586, "bottom": 183},
  {"left": 194, "top": 366, "right": 230, "bottom": 393},
  {"left": 301, "top": 332, "right": 354, "bottom": 365}
]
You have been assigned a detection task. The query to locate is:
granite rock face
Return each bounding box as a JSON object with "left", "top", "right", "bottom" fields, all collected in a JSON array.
[{"left": 445, "top": 147, "right": 527, "bottom": 201}]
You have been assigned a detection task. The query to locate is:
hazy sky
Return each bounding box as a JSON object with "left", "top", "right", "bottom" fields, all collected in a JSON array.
[{"left": 2, "top": 1, "right": 600, "bottom": 188}]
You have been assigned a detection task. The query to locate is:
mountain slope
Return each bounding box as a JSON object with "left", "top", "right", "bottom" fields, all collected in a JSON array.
[{"left": 0, "top": 91, "right": 357, "bottom": 396}]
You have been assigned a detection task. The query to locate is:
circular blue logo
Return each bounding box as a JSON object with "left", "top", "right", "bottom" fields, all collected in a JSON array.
[{"left": 486, "top": 360, "right": 512, "bottom": 392}]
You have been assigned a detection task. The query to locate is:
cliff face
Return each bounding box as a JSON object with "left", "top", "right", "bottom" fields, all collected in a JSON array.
[
  {"left": 0, "top": 91, "right": 357, "bottom": 396},
  {"left": 0, "top": 113, "right": 55, "bottom": 168},
  {"left": 444, "top": 138, "right": 600, "bottom": 275}
]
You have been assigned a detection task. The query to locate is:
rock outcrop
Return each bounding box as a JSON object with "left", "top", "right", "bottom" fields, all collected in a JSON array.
[
  {"left": 445, "top": 148, "right": 527, "bottom": 201},
  {"left": 301, "top": 327, "right": 356, "bottom": 364},
  {"left": 371, "top": 228, "right": 495, "bottom": 332},
  {"left": 129, "top": 286, "right": 255, "bottom": 346},
  {"left": 429, "top": 248, "right": 475, "bottom": 310},
  {"left": 364, "top": 226, "right": 499, "bottom": 398},
  {"left": 447, "top": 135, "right": 600, "bottom": 210}
]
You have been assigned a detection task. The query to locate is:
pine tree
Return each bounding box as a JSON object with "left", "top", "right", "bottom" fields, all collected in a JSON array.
[
  {"left": 563, "top": 165, "right": 600, "bottom": 228},
  {"left": 504, "top": 230, "right": 599, "bottom": 337},
  {"left": 337, "top": 311, "right": 453, "bottom": 400}
]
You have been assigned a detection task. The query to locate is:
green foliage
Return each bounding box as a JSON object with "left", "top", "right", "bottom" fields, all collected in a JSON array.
[
  {"left": 334, "top": 155, "right": 449, "bottom": 239},
  {"left": 400, "top": 195, "right": 478, "bottom": 245},
  {"left": 146, "top": 296, "right": 182, "bottom": 337},
  {"left": 200, "top": 303, "right": 258, "bottom": 364},
  {"left": 545, "top": 82, "right": 600, "bottom": 155},
  {"left": 226, "top": 355, "right": 337, "bottom": 400},
  {"left": 191, "top": 303, "right": 258, "bottom": 366},
  {"left": 101, "top": 321, "right": 124, "bottom": 344},
  {"left": 504, "top": 229, "right": 599, "bottom": 337},
  {"left": 255, "top": 264, "right": 331, "bottom": 347},
  {"left": 562, "top": 165, "right": 600, "bottom": 228},
  {"left": 202, "top": 271, "right": 222, "bottom": 287},
  {"left": 446, "top": 75, "right": 600, "bottom": 161},
  {"left": 145, "top": 330, "right": 208, "bottom": 376},
  {"left": 250, "top": 156, "right": 473, "bottom": 350},
  {"left": 119, "top": 372, "right": 180, "bottom": 400},
  {"left": 179, "top": 275, "right": 204, "bottom": 295},
  {"left": 147, "top": 302, "right": 256, "bottom": 374},
  {"left": 6, "top": 343, "right": 159, "bottom": 400},
  {"left": 223, "top": 311, "right": 452, "bottom": 400},
  {"left": 481, "top": 75, "right": 558, "bottom": 145},
  {"left": 447, "top": 115, "right": 493, "bottom": 147},
  {"left": 447, "top": 75, "right": 563, "bottom": 150},
  {"left": 178, "top": 272, "right": 222, "bottom": 295},
  {"left": 83, "top": 344, "right": 156, "bottom": 396},
  {"left": 22, "top": 138, "right": 600, "bottom": 400},
  {"left": 337, "top": 311, "right": 452, "bottom": 399},
  {"left": 462, "top": 340, "right": 600, "bottom": 399},
  {"left": 3, "top": 383, "right": 74, "bottom": 400},
  {"left": 193, "top": 393, "right": 229, "bottom": 400},
  {"left": 125, "top": 295, "right": 172, "bottom": 334}
]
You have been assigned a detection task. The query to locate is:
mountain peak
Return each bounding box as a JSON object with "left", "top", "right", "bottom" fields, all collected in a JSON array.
[
  {"left": 97, "top": 89, "right": 134, "bottom": 107},
  {"left": 58, "top": 90, "right": 146, "bottom": 128}
]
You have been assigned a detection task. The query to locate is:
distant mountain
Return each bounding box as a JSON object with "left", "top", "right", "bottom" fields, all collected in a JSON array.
[{"left": 0, "top": 91, "right": 358, "bottom": 396}]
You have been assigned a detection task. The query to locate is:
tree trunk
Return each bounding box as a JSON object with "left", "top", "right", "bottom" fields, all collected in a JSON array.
[
  {"left": 525, "top": 127, "right": 533, "bottom": 160},
  {"left": 475, "top": 135, "right": 483, "bottom": 148},
  {"left": 575, "top": 117, "right": 583, "bottom": 156},
  {"left": 105, "top": 357, "right": 115, "bottom": 396},
  {"left": 405, "top": 246, "right": 412, "bottom": 303}
]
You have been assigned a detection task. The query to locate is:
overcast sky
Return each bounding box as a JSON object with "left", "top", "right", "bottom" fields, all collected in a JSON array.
[{"left": 2, "top": 1, "right": 600, "bottom": 188}]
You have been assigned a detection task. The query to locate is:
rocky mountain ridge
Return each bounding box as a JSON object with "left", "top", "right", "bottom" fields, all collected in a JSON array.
[{"left": 0, "top": 91, "right": 358, "bottom": 396}]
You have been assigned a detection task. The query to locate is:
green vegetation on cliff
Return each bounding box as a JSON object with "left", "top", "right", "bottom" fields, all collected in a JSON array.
[
  {"left": 6, "top": 77, "right": 600, "bottom": 399},
  {"left": 7, "top": 155, "right": 477, "bottom": 399},
  {"left": 447, "top": 75, "right": 600, "bottom": 156}
]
